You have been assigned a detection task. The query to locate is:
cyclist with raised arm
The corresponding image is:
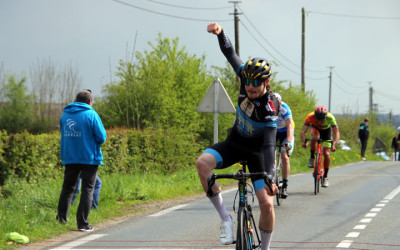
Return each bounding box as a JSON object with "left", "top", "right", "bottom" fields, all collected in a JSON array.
[
  {"left": 272, "top": 92, "right": 294, "bottom": 198},
  {"left": 196, "top": 22, "right": 279, "bottom": 250},
  {"left": 300, "top": 106, "right": 340, "bottom": 187}
]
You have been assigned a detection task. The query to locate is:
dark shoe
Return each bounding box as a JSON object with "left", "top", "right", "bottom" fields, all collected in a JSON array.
[
  {"left": 281, "top": 187, "right": 288, "bottom": 199},
  {"left": 308, "top": 158, "right": 315, "bottom": 168},
  {"left": 56, "top": 215, "right": 67, "bottom": 225},
  {"left": 78, "top": 225, "right": 94, "bottom": 232}
]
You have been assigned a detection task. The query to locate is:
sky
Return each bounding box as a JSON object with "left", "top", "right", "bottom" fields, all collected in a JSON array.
[{"left": 1, "top": 0, "right": 400, "bottom": 115}]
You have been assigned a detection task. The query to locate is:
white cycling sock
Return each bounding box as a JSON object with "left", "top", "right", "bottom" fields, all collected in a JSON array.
[
  {"left": 260, "top": 229, "right": 273, "bottom": 250},
  {"left": 209, "top": 193, "right": 231, "bottom": 221}
]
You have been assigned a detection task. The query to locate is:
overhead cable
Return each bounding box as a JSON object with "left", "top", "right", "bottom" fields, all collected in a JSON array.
[
  {"left": 146, "top": 0, "right": 231, "bottom": 10},
  {"left": 307, "top": 11, "right": 400, "bottom": 20},
  {"left": 112, "top": 0, "right": 231, "bottom": 22},
  {"left": 333, "top": 71, "right": 365, "bottom": 88}
]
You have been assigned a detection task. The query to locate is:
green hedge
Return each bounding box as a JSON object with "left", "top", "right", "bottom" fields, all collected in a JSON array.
[{"left": 0, "top": 127, "right": 203, "bottom": 190}]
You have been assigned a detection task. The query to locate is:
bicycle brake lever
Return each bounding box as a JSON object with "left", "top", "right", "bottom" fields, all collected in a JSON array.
[
  {"left": 264, "top": 175, "right": 274, "bottom": 195},
  {"left": 206, "top": 173, "right": 216, "bottom": 197}
]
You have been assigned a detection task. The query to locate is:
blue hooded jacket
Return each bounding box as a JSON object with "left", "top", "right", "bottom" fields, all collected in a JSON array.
[{"left": 60, "top": 102, "right": 107, "bottom": 166}]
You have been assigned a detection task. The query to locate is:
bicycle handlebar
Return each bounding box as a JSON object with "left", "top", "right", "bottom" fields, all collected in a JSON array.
[
  {"left": 207, "top": 171, "right": 274, "bottom": 197},
  {"left": 276, "top": 143, "right": 291, "bottom": 157},
  {"left": 304, "top": 138, "right": 333, "bottom": 145}
]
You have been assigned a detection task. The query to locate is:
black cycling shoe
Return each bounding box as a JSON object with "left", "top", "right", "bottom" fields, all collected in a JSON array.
[{"left": 308, "top": 158, "right": 315, "bottom": 168}]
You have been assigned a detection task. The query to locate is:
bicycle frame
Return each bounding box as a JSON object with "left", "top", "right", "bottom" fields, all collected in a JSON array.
[
  {"left": 274, "top": 145, "right": 283, "bottom": 206},
  {"left": 207, "top": 162, "right": 273, "bottom": 250},
  {"left": 305, "top": 138, "right": 331, "bottom": 195}
]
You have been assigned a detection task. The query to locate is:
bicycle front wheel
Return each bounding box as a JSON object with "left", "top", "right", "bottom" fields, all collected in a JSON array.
[
  {"left": 236, "top": 206, "right": 254, "bottom": 250},
  {"left": 275, "top": 171, "right": 282, "bottom": 206},
  {"left": 313, "top": 155, "right": 320, "bottom": 195}
]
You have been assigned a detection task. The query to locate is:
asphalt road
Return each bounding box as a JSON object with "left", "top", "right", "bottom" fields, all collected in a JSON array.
[{"left": 41, "top": 161, "right": 400, "bottom": 249}]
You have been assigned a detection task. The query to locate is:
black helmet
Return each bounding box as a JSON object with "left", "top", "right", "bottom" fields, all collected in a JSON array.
[{"left": 242, "top": 57, "right": 271, "bottom": 80}]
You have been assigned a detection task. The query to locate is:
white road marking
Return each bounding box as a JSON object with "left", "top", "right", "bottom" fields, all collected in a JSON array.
[
  {"left": 147, "top": 204, "right": 189, "bottom": 217},
  {"left": 384, "top": 184, "right": 400, "bottom": 200},
  {"left": 359, "top": 218, "right": 372, "bottom": 223},
  {"left": 50, "top": 234, "right": 106, "bottom": 249},
  {"left": 336, "top": 185, "right": 400, "bottom": 248},
  {"left": 353, "top": 224, "right": 366, "bottom": 230},
  {"left": 345, "top": 232, "right": 360, "bottom": 238},
  {"left": 370, "top": 207, "right": 381, "bottom": 212},
  {"left": 336, "top": 240, "right": 353, "bottom": 248},
  {"left": 365, "top": 212, "right": 377, "bottom": 217}
]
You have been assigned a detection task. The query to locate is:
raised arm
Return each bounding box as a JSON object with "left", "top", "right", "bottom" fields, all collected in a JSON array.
[
  {"left": 207, "top": 22, "right": 243, "bottom": 75},
  {"left": 207, "top": 22, "right": 222, "bottom": 35}
]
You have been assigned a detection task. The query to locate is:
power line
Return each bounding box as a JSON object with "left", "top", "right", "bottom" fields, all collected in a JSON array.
[
  {"left": 375, "top": 89, "right": 400, "bottom": 101},
  {"left": 307, "top": 11, "right": 400, "bottom": 20},
  {"left": 332, "top": 80, "right": 369, "bottom": 96},
  {"left": 239, "top": 21, "right": 301, "bottom": 77},
  {"left": 333, "top": 71, "right": 365, "bottom": 88},
  {"left": 112, "top": 0, "right": 231, "bottom": 22},
  {"left": 238, "top": 5, "right": 328, "bottom": 74},
  {"left": 146, "top": 0, "right": 231, "bottom": 10}
]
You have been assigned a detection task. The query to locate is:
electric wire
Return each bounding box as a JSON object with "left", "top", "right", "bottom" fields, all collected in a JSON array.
[
  {"left": 112, "top": 0, "right": 231, "bottom": 22},
  {"left": 240, "top": 20, "right": 328, "bottom": 80},
  {"left": 307, "top": 11, "right": 400, "bottom": 20},
  {"left": 331, "top": 80, "right": 367, "bottom": 96},
  {"left": 146, "top": 0, "right": 231, "bottom": 10},
  {"left": 333, "top": 71, "right": 365, "bottom": 89},
  {"left": 375, "top": 89, "right": 400, "bottom": 101},
  {"left": 238, "top": 5, "right": 328, "bottom": 74}
]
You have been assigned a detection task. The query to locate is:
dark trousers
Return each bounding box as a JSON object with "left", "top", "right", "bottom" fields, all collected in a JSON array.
[
  {"left": 360, "top": 138, "right": 368, "bottom": 157},
  {"left": 57, "top": 164, "right": 98, "bottom": 228}
]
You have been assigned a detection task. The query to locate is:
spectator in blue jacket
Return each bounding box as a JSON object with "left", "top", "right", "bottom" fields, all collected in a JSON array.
[{"left": 56, "top": 89, "right": 107, "bottom": 232}]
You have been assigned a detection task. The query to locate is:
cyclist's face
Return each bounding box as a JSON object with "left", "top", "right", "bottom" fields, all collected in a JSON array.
[
  {"left": 245, "top": 78, "right": 269, "bottom": 100},
  {"left": 316, "top": 118, "right": 326, "bottom": 125}
]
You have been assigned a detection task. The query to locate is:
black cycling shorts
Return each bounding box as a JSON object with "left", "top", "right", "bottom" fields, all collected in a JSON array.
[{"left": 203, "top": 127, "right": 276, "bottom": 185}]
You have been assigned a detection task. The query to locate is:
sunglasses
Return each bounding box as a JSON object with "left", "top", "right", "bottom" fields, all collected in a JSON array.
[{"left": 245, "top": 79, "right": 263, "bottom": 87}]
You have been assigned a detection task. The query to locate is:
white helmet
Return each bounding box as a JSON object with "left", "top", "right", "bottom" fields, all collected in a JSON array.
[
  {"left": 397, "top": 126, "right": 400, "bottom": 132},
  {"left": 272, "top": 92, "right": 282, "bottom": 102}
]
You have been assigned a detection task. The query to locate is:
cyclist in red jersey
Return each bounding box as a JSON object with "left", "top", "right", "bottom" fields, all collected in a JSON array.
[{"left": 300, "top": 106, "right": 340, "bottom": 187}]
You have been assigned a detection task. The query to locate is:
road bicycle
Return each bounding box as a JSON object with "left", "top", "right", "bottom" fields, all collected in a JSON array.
[
  {"left": 274, "top": 143, "right": 291, "bottom": 205},
  {"left": 304, "top": 138, "right": 331, "bottom": 195},
  {"left": 207, "top": 161, "right": 273, "bottom": 250}
]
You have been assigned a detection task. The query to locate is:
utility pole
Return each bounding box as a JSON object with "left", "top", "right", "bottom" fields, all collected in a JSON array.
[
  {"left": 368, "top": 81, "right": 373, "bottom": 114},
  {"left": 229, "top": 1, "right": 242, "bottom": 56},
  {"left": 327, "top": 66, "right": 334, "bottom": 112},
  {"left": 301, "top": 7, "right": 306, "bottom": 92}
]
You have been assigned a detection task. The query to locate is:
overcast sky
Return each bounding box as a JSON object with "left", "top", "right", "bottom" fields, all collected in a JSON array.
[{"left": 1, "top": 0, "right": 399, "bottom": 115}]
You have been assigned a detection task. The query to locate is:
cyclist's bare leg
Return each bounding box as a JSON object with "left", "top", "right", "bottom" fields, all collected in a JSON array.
[
  {"left": 281, "top": 153, "right": 290, "bottom": 179},
  {"left": 196, "top": 153, "right": 231, "bottom": 222},
  {"left": 196, "top": 153, "right": 220, "bottom": 193},
  {"left": 323, "top": 147, "right": 331, "bottom": 177},
  {"left": 256, "top": 189, "right": 275, "bottom": 249}
]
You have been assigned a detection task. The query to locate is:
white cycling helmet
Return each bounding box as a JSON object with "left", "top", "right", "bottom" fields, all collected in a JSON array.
[{"left": 397, "top": 126, "right": 400, "bottom": 132}]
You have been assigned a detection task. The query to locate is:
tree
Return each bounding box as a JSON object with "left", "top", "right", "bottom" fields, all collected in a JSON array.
[
  {"left": 97, "top": 34, "right": 215, "bottom": 132},
  {"left": 29, "top": 58, "right": 82, "bottom": 133},
  {"left": 0, "top": 75, "right": 34, "bottom": 133}
]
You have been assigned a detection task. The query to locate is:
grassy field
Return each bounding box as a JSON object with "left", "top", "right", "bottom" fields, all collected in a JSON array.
[{"left": 0, "top": 149, "right": 384, "bottom": 249}]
